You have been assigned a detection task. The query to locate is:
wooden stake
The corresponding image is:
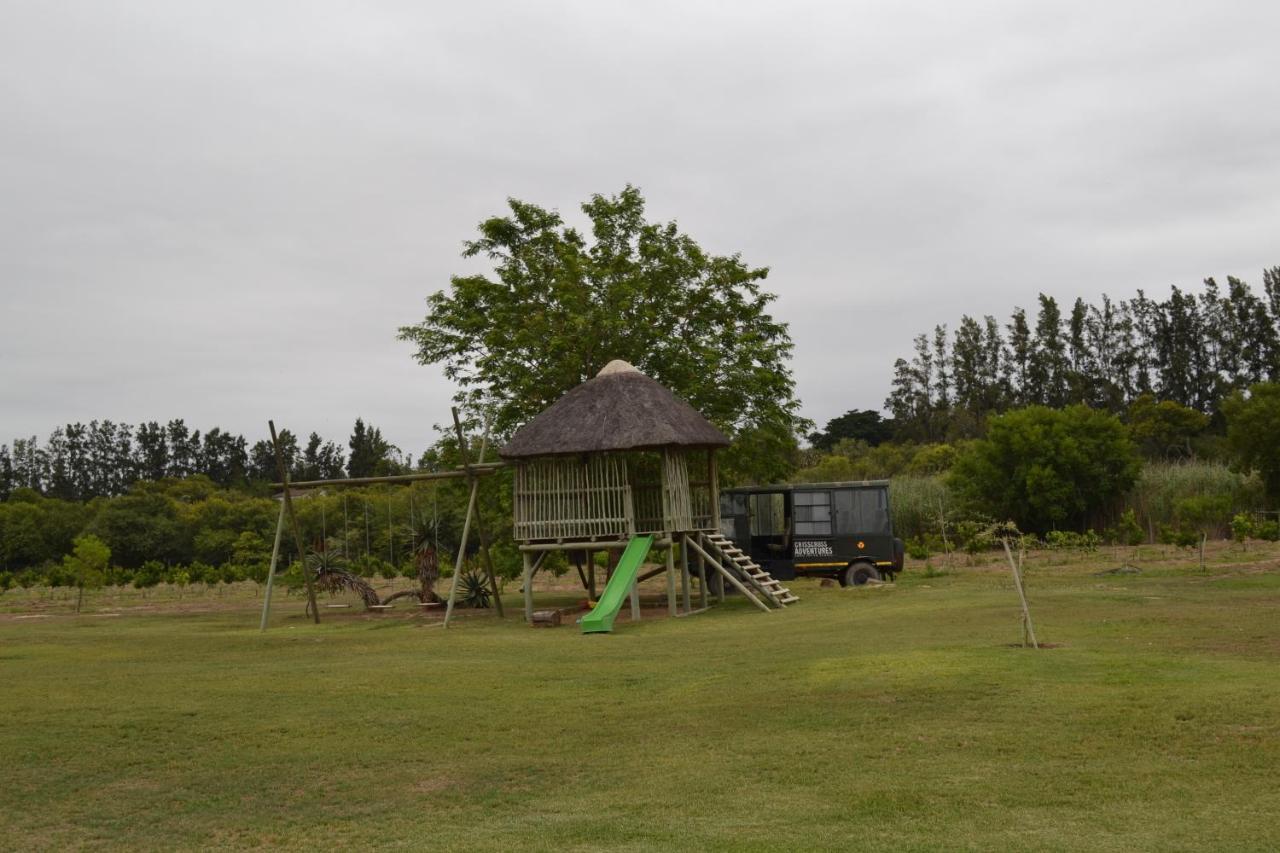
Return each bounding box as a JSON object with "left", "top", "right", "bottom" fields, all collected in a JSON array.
[
  {"left": 258, "top": 499, "right": 286, "bottom": 631},
  {"left": 269, "top": 420, "right": 319, "bottom": 624},
  {"left": 1001, "top": 536, "right": 1038, "bottom": 649}
]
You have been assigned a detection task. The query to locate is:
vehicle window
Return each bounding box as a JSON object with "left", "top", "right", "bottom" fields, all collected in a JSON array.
[
  {"left": 834, "top": 488, "right": 890, "bottom": 535},
  {"left": 859, "top": 488, "right": 890, "bottom": 534},
  {"left": 720, "top": 492, "right": 747, "bottom": 518},
  {"left": 749, "top": 492, "right": 785, "bottom": 536},
  {"left": 793, "top": 490, "right": 832, "bottom": 536}
]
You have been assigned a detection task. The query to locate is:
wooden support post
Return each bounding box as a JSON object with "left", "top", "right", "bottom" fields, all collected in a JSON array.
[
  {"left": 1001, "top": 537, "right": 1039, "bottom": 649},
  {"left": 680, "top": 538, "right": 691, "bottom": 614},
  {"left": 696, "top": 545, "right": 708, "bottom": 609},
  {"left": 258, "top": 499, "right": 286, "bottom": 631},
  {"left": 451, "top": 409, "right": 503, "bottom": 618},
  {"left": 588, "top": 552, "right": 597, "bottom": 599},
  {"left": 522, "top": 551, "right": 534, "bottom": 624},
  {"left": 629, "top": 559, "right": 641, "bottom": 622},
  {"left": 666, "top": 543, "right": 677, "bottom": 617},
  {"left": 269, "top": 421, "right": 319, "bottom": 624}
]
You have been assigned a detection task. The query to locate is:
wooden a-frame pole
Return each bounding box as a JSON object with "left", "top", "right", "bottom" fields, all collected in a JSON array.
[
  {"left": 258, "top": 498, "right": 286, "bottom": 631},
  {"left": 451, "top": 408, "right": 504, "bottom": 618},
  {"left": 269, "top": 420, "right": 320, "bottom": 624},
  {"left": 443, "top": 471, "right": 480, "bottom": 628}
]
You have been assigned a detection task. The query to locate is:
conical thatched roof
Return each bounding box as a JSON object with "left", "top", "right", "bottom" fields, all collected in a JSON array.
[{"left": 499, "top": 360, "right": 730, "bottom": 459}]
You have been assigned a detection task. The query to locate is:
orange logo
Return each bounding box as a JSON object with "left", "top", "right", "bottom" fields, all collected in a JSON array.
[{"left": 857, "top": 541, "right": 865, "bottom": 549}]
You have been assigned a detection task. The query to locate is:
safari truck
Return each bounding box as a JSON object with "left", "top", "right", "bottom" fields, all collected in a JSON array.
[{"left": 718, "top": 481, "right": 904, "bottom": 586}]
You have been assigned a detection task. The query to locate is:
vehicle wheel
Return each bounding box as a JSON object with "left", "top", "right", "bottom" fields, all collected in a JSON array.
[{"left": 842, "top": 563, "right": 881, "bottom": 587}]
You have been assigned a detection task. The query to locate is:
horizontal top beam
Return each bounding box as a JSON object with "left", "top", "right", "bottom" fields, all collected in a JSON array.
[{"left": 273, "top": 461, "right": 508, "bottom": 490}]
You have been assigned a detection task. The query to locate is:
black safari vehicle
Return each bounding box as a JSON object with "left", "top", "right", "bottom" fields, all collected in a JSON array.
[{"left": 719, "top": 481, "right": 904, "bottom": 586}]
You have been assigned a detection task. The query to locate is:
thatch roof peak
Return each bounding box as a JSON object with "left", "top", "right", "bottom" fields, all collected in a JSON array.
[
  {"left": 499, "top": 362, "right": 730, "bottom": 459},
  {"left": 597, "top": 359, "right": 640, "bottom": 377}
]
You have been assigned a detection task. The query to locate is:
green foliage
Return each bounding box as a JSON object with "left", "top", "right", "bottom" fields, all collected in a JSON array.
[
  {"left": 1231, "top": 513, "right": 1255, "bottom": 546},
  {"left": 1256, "top": 520, "right": 1280, "bottom": 542},
  {"left": 62, "top": 534, "right": 110, "bottom": 590},
  {"left": 1107, "top": 509, "right": 1145, "bottom": 547},
  {"left": 398, "top": 185, "right": 805, "bottom": 484},
  {"left": 905, "top": 537, "right": 931, "bottom": 560},
  {"left": 133, "top": 560, "right": 167, "bottom": 589},
  {"left": 1124, "top": 461, "right": 1262, "bottom": 539},
  {"left": 1174, "top": 495, "right": 1232, "bottom": 536},
  {"left": 453, "top": 568, "right": 491, "bottom": 608},
  {"left": 1126, "top": 394, "right": 1208, "bottom": 459},
  {"left": 886, "top": 474, "right": 952, "bottom": 542},
  {"left": 949, "top": 406, "right": 1141, "bottom": 534},
  {"left": 1224, "top": 382, "right": 1280, "bottom": 505},
  {"left": 793, "top": 440, "right": 961, "bottom": 484},
  {"left": 1045, "top": 530, "right": 1101, "bottom": 552},
  {"left": 808, "top": 410, "right": 894, "bottom": 451}
]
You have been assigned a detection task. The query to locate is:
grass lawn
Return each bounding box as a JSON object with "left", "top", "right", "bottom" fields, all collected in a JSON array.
[{"left": 2, "top": 542, "right": 1279, "bottom": 851}]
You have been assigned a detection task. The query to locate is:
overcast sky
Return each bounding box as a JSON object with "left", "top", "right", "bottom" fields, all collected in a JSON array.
[{"left": 3, "top": 0, "right": 1278, "bottom": 455}]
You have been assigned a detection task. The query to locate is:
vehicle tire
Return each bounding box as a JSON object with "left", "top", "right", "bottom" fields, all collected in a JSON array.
[{"left": 842, "top": 563, "right": 881, "bottom": 587}]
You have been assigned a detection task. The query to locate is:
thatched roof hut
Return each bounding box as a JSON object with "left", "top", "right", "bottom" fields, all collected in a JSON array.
[{"left": 499, "top": 360, "right": 729, "bottom": 459}]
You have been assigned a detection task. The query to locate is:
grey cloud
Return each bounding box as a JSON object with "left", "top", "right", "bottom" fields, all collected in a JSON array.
[{"left": 2, "top": 0, "right": 1277, "bottom": 452}]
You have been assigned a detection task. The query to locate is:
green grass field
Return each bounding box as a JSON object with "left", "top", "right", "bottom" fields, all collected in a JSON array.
[{"left": 3, "top": 544, "right": 1279, "bottom": 851}]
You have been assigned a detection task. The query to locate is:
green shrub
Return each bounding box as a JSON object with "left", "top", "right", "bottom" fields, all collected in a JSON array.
[
  {"left": 905, "top": 537, "right": 930, "bottom": 560},
  {"left": 133, "top": 560, "right": 166, "bottom": 589},
  {"left": 1108, "top": 509, "right": 1145, "bottom": 546},
  {"left": 1231, "top": 513, "right": 1255, "bottom": 546},
  {"left": 1256, "top": 520, "right": 1280, "bottom": 542},
  {"left": 454, "top": 568, "right": 491, "bottom": 608}
]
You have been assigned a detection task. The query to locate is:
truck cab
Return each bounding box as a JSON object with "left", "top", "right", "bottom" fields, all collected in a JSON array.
[{"left": 719, "top": 480, "right": 904, "bottom": 586}]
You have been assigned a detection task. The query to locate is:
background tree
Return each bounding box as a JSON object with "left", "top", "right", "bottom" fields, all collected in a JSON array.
[
  {"left": 347, "top": 419, "right": 396, "bottom": 478},
  {"left": 1126, "top": 394, "right": 1208, "bottom": 459},
  {"left": 398, "top": 185, "right": 804, "bottom": 483},
  {"left": 63, "top": 533, "right": 110, "bottom": 613},
  {"left": 1224, "top": 382, "right": 1280, "bottom": 505},
  {"left": 807, "top": 410, "right": 894, "bottom": 451},
  {"left": 949, "top": 405, "right": 1141, "bottom": 533}
]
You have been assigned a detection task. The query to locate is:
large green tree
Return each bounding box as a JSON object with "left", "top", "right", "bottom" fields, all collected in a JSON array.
[
  {"left": 1224, "top": 382, "right": 1280, "bottom": 505},
  {"left": 399, "top": 186, "right": 803, "bottom": 483},
  {"left": 949, "top": 405, "right": 1140, "bottom": 533}
]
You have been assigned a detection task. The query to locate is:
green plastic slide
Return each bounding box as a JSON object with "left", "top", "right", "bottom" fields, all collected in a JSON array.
[{"left": 580, "top": 534, "right": 653, "bottom": 634}]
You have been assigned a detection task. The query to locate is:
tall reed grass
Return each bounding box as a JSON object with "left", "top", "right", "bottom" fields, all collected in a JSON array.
[
  {"left": 1122, "top": 461, "right": 1263, "bottom": 539},
  {"left": 881, "top": 462, "right": 1262, "bottom": 542}
]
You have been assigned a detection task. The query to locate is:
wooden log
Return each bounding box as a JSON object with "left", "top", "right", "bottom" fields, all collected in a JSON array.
[
  {"left": 530, "top": 609, "right": 562, "bottom": 627},
  {"left": 271, "top": 463, "right": 504, "bottom": 490}
]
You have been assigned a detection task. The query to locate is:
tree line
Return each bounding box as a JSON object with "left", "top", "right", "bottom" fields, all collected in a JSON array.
[
  {"left": 886, "top": 267, "right": 1280, "bottom": 441},
  {"left": 0, "top": 417, "right": 404, "bottom": 502}
]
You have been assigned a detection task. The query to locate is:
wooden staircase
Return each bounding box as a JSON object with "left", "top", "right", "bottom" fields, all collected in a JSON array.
[{"left": 699, "top": 533, "right": 799, "bottom": 608}]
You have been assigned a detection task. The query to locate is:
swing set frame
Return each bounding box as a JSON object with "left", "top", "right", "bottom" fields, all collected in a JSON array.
[{"left": 258, "top": 409, "right": 508, "bottom": 630}]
